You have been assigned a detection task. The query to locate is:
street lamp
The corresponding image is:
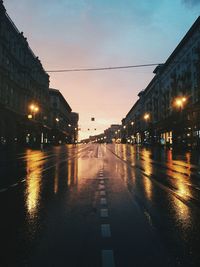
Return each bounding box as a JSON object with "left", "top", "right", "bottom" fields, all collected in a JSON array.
[
  {"left": 144, "top": 113, "right": 150, "bottom": 121},
  {"left": 29, "top": 104, "right": 39, "bottom": 120},
  {"left": 173, "top": 96, "right": 187, "bottom": 146},
  {"left": 174, "top": 97, "right": 187, "bottom": 109},
  {"left": 143, "top": 113, "right": 151, "bottom": 144}
]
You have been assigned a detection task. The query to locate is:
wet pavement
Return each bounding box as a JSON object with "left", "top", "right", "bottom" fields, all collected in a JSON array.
[{"left": 0, "top": 144, "right": 200, "bottom": 267}]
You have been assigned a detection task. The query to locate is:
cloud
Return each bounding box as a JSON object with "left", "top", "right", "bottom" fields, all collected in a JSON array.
[{"left": 182, "top": 0, "right": 200, "bottom": 8}]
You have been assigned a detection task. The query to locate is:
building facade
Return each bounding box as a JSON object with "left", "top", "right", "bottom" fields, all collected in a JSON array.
[
  {"left": 49, "top": 89, "right": 79, "bottom": 144},
  {"left": 49, "top": 88, "right": 72, "bottom": 144},
  {"left": 0, "top": 0, "right": 50, "bottom": 147},
  {"left": 104, "top": 124, "right": 121, "bottom": 143},
  {"left": 123, "top": 16, "right": 200, "bottom": 148},
  {"left": 70, "top": 112, "right": 79, "bottom": 144},
  {"left": 0, "top": 1, "right": 79, "bottom": 147}
]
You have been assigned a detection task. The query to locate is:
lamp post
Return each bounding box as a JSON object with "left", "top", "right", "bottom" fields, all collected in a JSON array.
[
  {"left": 118, "top": 129, "right": 121, "bottom": 142},
  {"left": 173, "top": 96, "right": 187, "bottom": 146},
  {"left": 130, "top": 121, "right": 134, "bottom": 144},
  {"left": 175, "top": 97, "right": 187, "bottom": 112},
  {"left": 27, "top": 104, "right": 40, "bottom": 147},
  {"left": 144, "top": 113, "right": 150, "bottom": 121},
  {"left": 143, "top": 113, "right": 150, "bottom": 145},
  {"left": 29, "top": 104, "right": 39, "bottom": 120}
]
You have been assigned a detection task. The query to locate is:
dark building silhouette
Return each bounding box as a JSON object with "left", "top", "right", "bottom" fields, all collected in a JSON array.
[
  {"left": 0, "top": 1, "right": 79, "bottom": 146},
  {"left": 122, "top": 17, "right": 200, "bottom": 148}
]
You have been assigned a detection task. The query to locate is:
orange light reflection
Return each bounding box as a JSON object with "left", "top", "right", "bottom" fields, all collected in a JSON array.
[{"left": 25, "top": 149, "right": 43, "bottom": 219}]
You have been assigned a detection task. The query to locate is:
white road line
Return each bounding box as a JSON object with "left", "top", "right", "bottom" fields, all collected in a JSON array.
[
  {"left": 21, "top": 179, "right": 26, "bottom": 183},
  {"left": 100, "top": 190, "right": 106, "bottom": 196},
  {"left": 101, "top": 224, "right": 111, "bottom": 237},
  {"left": 100, "top": 180, "right": 105, "bottom": 185},
  {"left": 97, "top": 147, "right": 103, "bottom": 158},
  {"left": 99, "top": 184, "right": 105, "bottom": 190},
  {"left": 102, "top": 250, "right": 115, "bottom": 267},
  {"left": 100, "top": 208, "right": 108, "bottom": 217},
  {"left": 99, "top": 174, "right": 104, "bottom": 177},
  {"left": 100, "top": 198, "right": 107, "bottom": 205},
  {"left": 0, "top": 188, "right": 8, "bottom": 193}
]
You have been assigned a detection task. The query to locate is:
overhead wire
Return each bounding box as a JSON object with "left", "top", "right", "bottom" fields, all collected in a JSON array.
[{"left": 46, "top": 63, "right": 164, "bottom": 73}]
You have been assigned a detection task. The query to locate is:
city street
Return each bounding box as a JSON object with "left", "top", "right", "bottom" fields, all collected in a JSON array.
[{"left": 0, "top": 144, "right": 200, "bottom": 267}]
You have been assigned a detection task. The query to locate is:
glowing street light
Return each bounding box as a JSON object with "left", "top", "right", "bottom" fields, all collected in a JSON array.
[
  {"left": 29, "top": 104, "right": 39, "bottom": 119},
  {"left": 144, "top": 113, "right": 150, "bottom": 121},
  {"left": 55, "top": 118, "right": 59, "bottom": 122},
  {"left": 175, "top": 97, "right": 187, "bottom": 109},
  {"left": 29, "top": 104, "right": 39, "bottom": 112}
]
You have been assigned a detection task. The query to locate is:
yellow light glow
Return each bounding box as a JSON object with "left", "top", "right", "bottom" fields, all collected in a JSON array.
[
  {"left": 144, "top": 113, "right": 150, "bottom": 120},
  {"left": 25, "top": 150, "right": 44, "bottom": 219},
  {"left": 175, "top": 97, "right": 187, "bottom": 108},
  {"left": 29, "top": 104, "right": 39, "bottom": 113},
  {"left": 30, "top": 104, "right": 35, "bottom": 110},
  {"left": 176, "top": 99, "right": 182, "bottom": 107}
]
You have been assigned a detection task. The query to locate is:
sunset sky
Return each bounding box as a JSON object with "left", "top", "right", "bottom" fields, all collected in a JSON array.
[{"left": 5, "top": 0, "right": 200, "bottom": 140}]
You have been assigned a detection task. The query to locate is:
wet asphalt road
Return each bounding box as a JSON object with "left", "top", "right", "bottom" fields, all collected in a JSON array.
[{"left": 0, "top": 144, "right": 200, "bottom": 267}]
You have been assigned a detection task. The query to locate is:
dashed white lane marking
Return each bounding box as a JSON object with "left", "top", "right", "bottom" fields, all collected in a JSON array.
[
  {"left": 0, "top": 188, "right": 8, "bottom": 193},
  {"left": 102, "top": 250, "right": 115, "bottom": 267},
  {"left": 100, "top": 190, "right": 106, "bottom": 196},
  {"left": 97, "top": 147, "right": 103, "bottom": 158},
  {"left": 100, "top": 198, "right": 107, "bottom": 205},
  {"left": 99, "top": 184, "right": 105, "bottom": 190},
  {"left": 101, "top": 224, "right": 111, "bottom": 237},
  {"left": 10, "top": 183, "right": 18, "bottom": 187},
  {"left": 100, "top": 208, "right": 108, "bottom": 218},
  {"left": 100, "top": 180, "right": 105, "bottom": 185},
  {"left": 99, "top": 174, "right": 104, "bottom": 177}
]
